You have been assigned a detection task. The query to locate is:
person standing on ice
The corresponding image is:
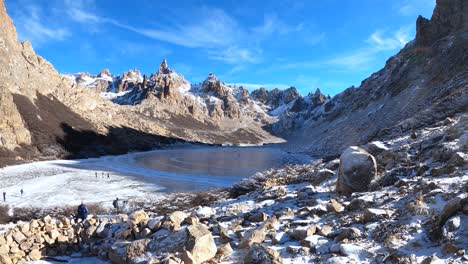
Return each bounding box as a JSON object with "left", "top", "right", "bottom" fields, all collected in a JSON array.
[
  {"left": 95, "top": 172, "right": 98, "bottom": 179},
  {"left": 2, "top": 192, "right": 5, "bottom": 202},
  {"left": 76, "top": 201, "right": 88, "bottom": 220},
  {"left": 107, "top": 173, "right": 110, "bottom": 179},
  {"left": 20, "top": 188, "right": 23, "bottom": 196}
]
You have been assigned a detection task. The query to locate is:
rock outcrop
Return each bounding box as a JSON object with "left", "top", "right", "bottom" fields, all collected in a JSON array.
[{"left": 415, "top": 0, "right": 468, "bottom": 46}]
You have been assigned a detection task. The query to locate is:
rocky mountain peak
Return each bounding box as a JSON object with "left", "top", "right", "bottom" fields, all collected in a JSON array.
[
  {"left": 157, "top": 58, "right": 171, "bottom": 75},
  {"left": 415, "top": 0, "right": 468, "bottom": 46},
  {"left": 98, "top": 69, "right": 112, "bottom": 78}
]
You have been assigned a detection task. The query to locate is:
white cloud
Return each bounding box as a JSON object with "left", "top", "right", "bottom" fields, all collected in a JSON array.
[
  {"left": 326, "top": 26, "right": 411, "bottom": 69},
  {"left": 11, "top": 5, "right": 70, "bottom": 45}
]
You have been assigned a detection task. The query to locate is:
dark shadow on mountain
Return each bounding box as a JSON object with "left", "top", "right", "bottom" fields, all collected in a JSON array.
[{"left": 8, "top": 92, "right": 186, "bottom": 161}]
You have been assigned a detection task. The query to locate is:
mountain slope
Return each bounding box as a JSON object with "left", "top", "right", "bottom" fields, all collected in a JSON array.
[{"left": 281, "top": 0, "right": 468, "bottom": 157}]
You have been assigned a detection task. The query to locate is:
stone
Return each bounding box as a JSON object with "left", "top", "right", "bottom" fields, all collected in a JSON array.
[
  {"left": 147, "top": 217, "right": 162, "bottom": 231},
  {"left": 442, "top": 242, "right": 460, "bottom": 254},
  {"left": 128, "top": 210, "right": 149, "bottom": 226},
  {"left": 289, "top": 225, "right": 316, "bottom": 240},
  {"left": 421, "top": 254, "right": 440, "bottom": 264},
  {"left": 238, "top": 228, "right": 266, "bottom": 249},
  {"left": 28, "top": 249, "right": 42, "bottom": 261},
  {"left": 286, "top": 245, "right": 310, "bottom": 256},
  {"left": 336, "top": 146, "right": 378, "bottom": 194},
  {"left": 336, "top": 227, "right": 361, "bottom": 241},
  {"left": 216, "top": 243, "right": 233, "bottom": 257},
  {"left": 339, "top": 244, "right": 372, "bottom": 261},
  {"left": 0, "top": 244, "right": 9, "bottom": 255},
  {"left": 109, "top": 239, "right": 150, "bottom": 264},
  {"left": 150, "top": 224, "right": 217, "bottom": 264},
  {"left": 194, "top": 207, "right": 216, "bottom": 219},
  {"left": 12, "top": 232, "right": 26, "bottom": 244},
  {"left": 248, "top": 212, "right": 269, "bottom": 223},
  {"left": 363, "top": 208, "right": 393, "bottom": 222},
  {"left": 437, "top": 195, "right": 466, "bottom": 227},
  {"left": 0, "top": 254, "right": 13, "bottom": 264},
  {"left": 327, "top": 199, "right": 344, "bottom": 213},
  {"left": 318, "top": 225, "right": 333, "bottom": 237},
  {"left": 164, "top": 211, "right": 188, "bottom": 230},
  {"left": 272, "top": 232, "right": 289, "bottom": 245},
  {"left": 244, "top": 243, "right": 283, "bottom": 264},
  {"left": 184, "top": 216, "right": 199, "bottom": 225}
]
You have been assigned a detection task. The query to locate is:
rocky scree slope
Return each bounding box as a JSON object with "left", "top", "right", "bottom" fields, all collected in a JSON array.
[{"left": 0, "top": 0, "right": 282, "bottom": 167}]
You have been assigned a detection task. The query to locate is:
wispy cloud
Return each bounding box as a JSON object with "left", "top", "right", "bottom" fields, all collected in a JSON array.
[
  {"left": 257, "top": 26, "right": 412, "bottom": 73},
  {"left": 11, "top": 4, "right": 70, "bottom": 45},
  {"left": 326, "top": 26, "right": 411, "bottom": 69},
  {"left": 61, "top": 1, "right": 317, "bottom": 65},
  {"left": 228, "top": 83, "right": 291, "bottom": 91}
]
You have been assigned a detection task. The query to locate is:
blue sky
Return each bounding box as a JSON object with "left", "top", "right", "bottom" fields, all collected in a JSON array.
[{"left": 6, "top": 0, "right": 435, "bottom": 95}]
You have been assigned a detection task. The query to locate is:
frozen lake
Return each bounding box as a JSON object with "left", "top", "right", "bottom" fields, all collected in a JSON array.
[{"left": 0, "top": 146, "right": 311, "bottom": 208}]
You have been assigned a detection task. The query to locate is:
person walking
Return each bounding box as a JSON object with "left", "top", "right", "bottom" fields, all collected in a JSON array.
[
  {"left": 95, "top": 172, "right": 98, "bottom": 179},
  {"left": 107, "top": 173, "right": 110, "bottom": 179},
  {"left": 76, "top": 201, "right": 88, "bottom": 221},
  {"left": 2, "top": 192, "right": 5, "bottom": 202},
  {"left": 20, "top": 188, "right": 23, "bottom": 196},
  {"left": 113, "top": 197, "right": 120, "bottom": 212}
]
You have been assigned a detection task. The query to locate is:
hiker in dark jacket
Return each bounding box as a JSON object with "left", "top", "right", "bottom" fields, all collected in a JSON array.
[
  {"left": 113, "top": 198, "right": 120, "bottom": 212},
  {"left": 76, "top": 201, "right": 88, "bottom": 220},
  {"left": 2, "top": 192, "right": 5, "bottom": 202}
]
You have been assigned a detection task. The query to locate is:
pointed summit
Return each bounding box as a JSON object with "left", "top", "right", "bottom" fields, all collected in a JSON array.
[{"left": 157, "top": 59, "right": 170, "bottom": 75}]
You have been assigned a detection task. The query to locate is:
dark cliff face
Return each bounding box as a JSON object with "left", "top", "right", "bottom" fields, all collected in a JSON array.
[{"left": 416, "top": 0, "right": 468, "bottom": 46}]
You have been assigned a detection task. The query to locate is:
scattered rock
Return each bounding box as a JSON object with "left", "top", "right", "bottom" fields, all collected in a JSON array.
[{"left": 244, "top": 243, "right": 283, "bottom": 264}]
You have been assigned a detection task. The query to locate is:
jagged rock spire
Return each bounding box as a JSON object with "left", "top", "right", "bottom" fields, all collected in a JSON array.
[
  {"left": 157, "top": 59, "right": 170, "bottom": 75},
  {"left": 415, "top": 0, "right": 468, "bottom": 46}
]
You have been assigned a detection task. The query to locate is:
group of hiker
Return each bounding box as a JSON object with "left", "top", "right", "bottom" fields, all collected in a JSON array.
[
  {"left": 2, "top": 188, "right": 24, "bottom": 202},
  {"left": 75, "top": 197, "right": 127, "bottom": 221},
  {"left": 95, "top": 172, "right": 111, "bottom": 180}
]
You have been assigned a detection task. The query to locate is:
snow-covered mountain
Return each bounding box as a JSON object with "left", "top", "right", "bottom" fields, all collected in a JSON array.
[{"left": 62, "top": 60, "right": 328, "bottom": 125}]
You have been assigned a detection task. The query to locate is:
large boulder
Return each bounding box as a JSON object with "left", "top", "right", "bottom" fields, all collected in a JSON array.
[
  {"left": 149, "top": 223, "right": 217, "bottom": 264},
  {"left": 336, "top": 146, "right": 377, "bottom": 194}
]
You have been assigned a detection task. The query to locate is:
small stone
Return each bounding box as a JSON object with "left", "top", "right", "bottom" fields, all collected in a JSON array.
[
  {"left": 216, "top": 243, "right": 233, "bottom": 257},
  {"left": 184, "top": 216, "right": 199, "bottom": 225},
  {"left": 327, "top": 199, "right": 344, "bottom": 213},
  {"left": 147, "top": 217, "right": 162, "bottom": 231},
  {"left": 29, "top": 249, "right": 42, "bottom": 261},
  {"left": 363, "top": 208, "right": 393, "bottom": 222},
  {"left": 286, "top": 246, "right": 310, "bottom": 256},
  {"left": 244, "top": 243, "right": 282, "bottom": 264},
  {"left": 318, "top": 225, "right": 333, "bottom": 237},
  {"left": 289, "top": 225, "right": 316, "bottom": 240},
  {"left": 238, "top": 228, "right": 266, "bottom": 249},
  {"left": 272, "top": 232, "right": 289, "bottom": 245},
  {"left": 13, "top": 232, "right": 26, "bottom": 244},
  {"left": 442, "top": 242, "right": 459, "bottom": 254},
  {"left": 248, "top": 211, "right": 269, "bottom": 222}
]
